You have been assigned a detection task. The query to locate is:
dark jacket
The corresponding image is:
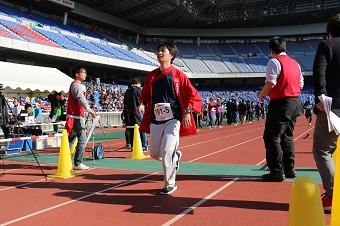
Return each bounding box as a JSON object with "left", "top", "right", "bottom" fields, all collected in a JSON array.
[
  {"left": 48, "top": 94, "right": 66, "bottom": 117},
  {"left": 123, "top": 86, "right": 141, "bottom": 116},
  {"left": 313, "top": 37, "right": 340, "bottom": 117}
]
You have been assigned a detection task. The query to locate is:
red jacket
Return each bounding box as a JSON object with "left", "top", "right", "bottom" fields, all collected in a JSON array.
[{"left": 139, "top": 65, "right": 202, "bottom": 136}]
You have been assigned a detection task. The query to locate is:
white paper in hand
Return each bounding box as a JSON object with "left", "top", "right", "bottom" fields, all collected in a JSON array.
[
  {"left": 330, "top": 111, "right": 340, "bottom": 135},
  {"left": 318, "top": 94, "right": 333, "bottom": 132}
]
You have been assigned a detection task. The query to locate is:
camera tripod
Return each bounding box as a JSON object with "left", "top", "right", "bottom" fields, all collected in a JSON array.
[{"left": 0, "top": 94, "right": 47, "bottom": 180}]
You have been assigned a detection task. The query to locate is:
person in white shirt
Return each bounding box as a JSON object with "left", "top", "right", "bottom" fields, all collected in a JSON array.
[{"left": 12, "top": 98, "right": 21, "bottom": 117}]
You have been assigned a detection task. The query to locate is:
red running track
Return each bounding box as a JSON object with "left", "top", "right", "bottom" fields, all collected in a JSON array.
[{"left": 0, "top": 117, "right": 331, "bottom": 225}]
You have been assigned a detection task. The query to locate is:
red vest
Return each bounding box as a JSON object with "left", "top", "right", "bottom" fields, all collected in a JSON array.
[
  {"left": 66, "top": 80, "right": 85, "bottom": 117},
  {"left": 268, "top": 55, "right": 301, "bottom": 100}
]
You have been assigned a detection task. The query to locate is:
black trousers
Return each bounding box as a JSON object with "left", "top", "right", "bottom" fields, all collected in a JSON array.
[
  {"left": 263, "top": 97, "right": 302, "bottom": 174},
  {"left": 1, "top": 125, "right": 9, "bottom": 138},
  {"left": 126, "top": 114, "right": 145, "bottom": 147}
]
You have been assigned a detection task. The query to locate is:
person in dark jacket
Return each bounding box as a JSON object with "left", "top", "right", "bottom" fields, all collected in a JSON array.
[
  {"left": 312, "top": 13, "right": 340, "bottom": 211},
  {"left": 123, "top": 78, "right": 147, "bottom": 150},
  {"left": 238, "top": 100, "right": 247, "bottom": 124},
  {"left": 48, "top": 91, "right": 66, "bottom": 133}
]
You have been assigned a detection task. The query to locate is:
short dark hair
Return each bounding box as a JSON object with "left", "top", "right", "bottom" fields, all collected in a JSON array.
[
  {"left": 72, "top": 65, "right": 86, "bottom": 78},
  {"left": 129, "top": 78, "right": 140, "bottom": 85},
  {"left": 327, "top": 13, "right": 340, "bottom": 37},
  {"left": 25, "top": 103, "right": 32, "bottom": 110},
  {"left": 156, "top": 42, "right": 179, "bottom": 64},
  {"left": 269, "top": 37, "right": 286, "bottom": 54}
]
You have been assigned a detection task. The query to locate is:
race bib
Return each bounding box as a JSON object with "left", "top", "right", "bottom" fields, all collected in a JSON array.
[
  {"left": 154, "top": 103, "right": 173, "bottom": 121},
  {"left": 307, "top": 105, "right": 312, "bottom": 109}
]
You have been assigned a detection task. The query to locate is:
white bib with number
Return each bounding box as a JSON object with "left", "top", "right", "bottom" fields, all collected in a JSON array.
[{"left": 154, "top": 103, "right": 173, "bottom": 121}]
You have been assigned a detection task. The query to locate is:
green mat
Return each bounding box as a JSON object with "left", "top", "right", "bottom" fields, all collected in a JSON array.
[
  {"left": 10, "top": 154, "right": 322, "bottom": 182},
  {"left": 91, "top": 131, "right": 125, "bottom": 141}
]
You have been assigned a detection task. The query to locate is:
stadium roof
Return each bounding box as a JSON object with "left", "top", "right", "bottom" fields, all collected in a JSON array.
[{"left": 78, "top": 0, "right": 340, "bottom": 29}]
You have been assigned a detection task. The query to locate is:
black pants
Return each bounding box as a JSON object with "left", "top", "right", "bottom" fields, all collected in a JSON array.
[
  {"left": 305, "top": 112, "right": 312, "bottom": 123},
  {"left": 263, "top": 97, "right": 302, "bottom": 174},
  {"left": 1, "top": 125, "right": 9, "bottom": 138},
  {"left": 192, "top": 112, "right": 201, "bottom": 129},
  {"left": 126, "top": 114, "right": 145, "bottom": 147}
]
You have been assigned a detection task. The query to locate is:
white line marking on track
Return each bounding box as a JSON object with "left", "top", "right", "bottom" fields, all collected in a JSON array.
[
  {"left": 0, "top": 168, "right": 96, "bottom": 192},
  {"left": 189, "top": 136, "right": 262, "bottom": 162},
  {"left": 1, "top": 172, "right": 158, "bottom": 225},
  {"left": 162, "top": 178, "right": 240, "bottom": 226},
  {"left": 181, "top": 127, "right": 263, "bottom": 149}
]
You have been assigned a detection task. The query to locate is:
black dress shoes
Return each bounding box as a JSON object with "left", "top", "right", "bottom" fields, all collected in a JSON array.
[
  {"left": 262, "top": 172, "right": 285, "bottom": 182},
  {"left": 284, "top": 168, "right": 297, "bottom": 178}
]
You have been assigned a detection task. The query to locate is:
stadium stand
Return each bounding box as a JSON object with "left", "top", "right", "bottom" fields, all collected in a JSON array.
[
  {"left": 217, "top": 44, "right": 238, "bottom": 57},
  {"left": 286, "top": 41, "right": 316, "bottom": 55},
  {"left": 189, "top": 43, "right": 216, "bottom": 57},
  {"left": 229, "top": 42, "right": 264, "bottom": 56},
  {"left": 243, "top": 57, "right": 268, "bottom": 72},
  {"left": 182, "top": 58, "right": 211, "bottom": 73},
  {"left": 202, "top": 58, "right": 231, "bottom": 73},
  {"left": 0, "top": 2, "right": 324, "bottom": 78},
  {"left": 229, "top": 58, "right": 253, "bottom": 72},
  {"left": 221, "top": 58, "right": 240, "bottom": 73},
  {"left": 0, "top": 0, "right": 320, "bottom": 110}
]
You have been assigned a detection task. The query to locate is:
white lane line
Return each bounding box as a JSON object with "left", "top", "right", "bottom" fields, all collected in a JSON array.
[
  {"left": 1, "top": 172, "right": 158, "bottom": 226},
  {"left": 181, "top": 123, "right": 263, "bottom": 141},
  {"left": 162, "top": 178, "right": 239, "bottom": 226},
  {"left": 181, "top": 127, "right": 263, "bottom": 149},
  {"left": 189, "top": 136, "right": 262, "bottom": 162},
  {"left": 0, "top": 168, "right": 96, "bottom": 192}
]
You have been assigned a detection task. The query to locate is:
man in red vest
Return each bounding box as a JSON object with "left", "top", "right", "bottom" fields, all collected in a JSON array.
[
  {"left": 258, "top": 37, "right": 304, "bottom": 182},
  {"left": 65, "top": 65, "right": 97, "bottom": 170}
]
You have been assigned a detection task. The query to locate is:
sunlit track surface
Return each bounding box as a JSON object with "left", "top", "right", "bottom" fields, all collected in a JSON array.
[{"left": 0, "top": 118, "right": 330, "bottom": 226}]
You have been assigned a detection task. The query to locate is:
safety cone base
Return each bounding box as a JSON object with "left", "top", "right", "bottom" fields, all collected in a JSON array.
[
  {"left": 126, "top": 154, "right": 150, "bottom": 160},
  {"left": 48, "top": 171, "right": 81, "bottom": 179},
  {"left": 49, "top": 129, "right": 82, "bottom": 179},
  {"left": 127, "top": 124, "right": 150, "bottom": 160}
]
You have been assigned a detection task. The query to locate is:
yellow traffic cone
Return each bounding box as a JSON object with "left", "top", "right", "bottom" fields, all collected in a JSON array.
[
  {"left": 48, "top": 129, "right": 80, "bottom": 179},
  {"left": 330, "top": 137, "right": 340, "bottom": 226},
  {"left": 126, "top": 124, "right": 149, "bottom": 160},
  {"left": 288, "top": 176, "right": 326, "bottom": 226},
  {"left": 70, "top": 137, "right": 78, "bottom": 155}
]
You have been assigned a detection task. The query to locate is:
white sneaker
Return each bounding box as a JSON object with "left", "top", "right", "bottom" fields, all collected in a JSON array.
[{"left": 73, "top": 163, "right": 89, "bottom": 170}]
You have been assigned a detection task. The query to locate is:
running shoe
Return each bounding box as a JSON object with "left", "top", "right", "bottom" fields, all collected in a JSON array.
[
  {"left": 160, "top": 185, "right": 177, "bottom": 195},
  {"left": 73, "top": 163, "right": 89, "bottom": 170}
]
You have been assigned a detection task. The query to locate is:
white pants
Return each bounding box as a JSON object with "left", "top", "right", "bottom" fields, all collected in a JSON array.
[{"left": 150, "top": 119, "right": 180, "bottom": 187}]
